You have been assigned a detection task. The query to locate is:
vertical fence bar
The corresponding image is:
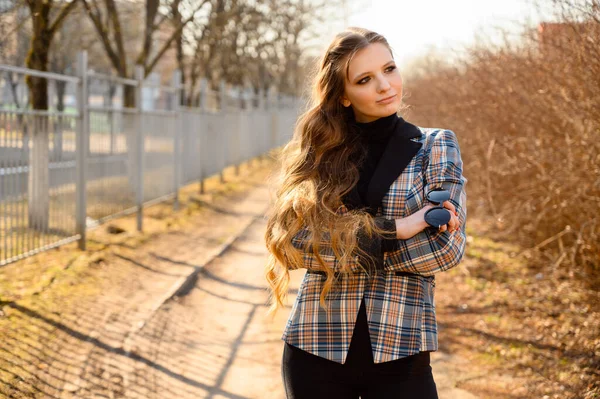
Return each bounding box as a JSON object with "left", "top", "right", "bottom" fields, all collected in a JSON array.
[
  {"left": 269, "top": 89, "right": 277, "bottom": 159},
  {"left": 109, "top": 85, "right": 116, "bottom": 155},
  {"left": 219, "top": 79, "right": 226, "bottom": 184},
  {"left": 4, "top": 106, "right": 10, "bottom": 259},
  {"left": 258, "top": 88, "right": 265, "bottom": 165},
  {"left": 172, "top": 70, "right": 182, "bottom": 211},
  {"left": 4, "top": 108, "right": 12, "bottom": 260},
  {"left": 135, "top": 66, "right": 144, "bottom": 232},
  {"left": 233, "top": 85, "right": 241, "bottom": 176},
  {"left": 199, "top": 78, "right": 206, "bottom": 194},
  {"left": 1, "top": 111, "right": 4, "bottom": 262},
  {"left": 76, "top": 51, "right": 89, "bottom": 250},
  {"left": 17, "top": 113, "right": 23, "bottom": 259}
]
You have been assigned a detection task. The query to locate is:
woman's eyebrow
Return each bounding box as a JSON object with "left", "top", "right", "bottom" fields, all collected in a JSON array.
[{"left": 352, "top": 60, "right": 395, "bottom": 81}]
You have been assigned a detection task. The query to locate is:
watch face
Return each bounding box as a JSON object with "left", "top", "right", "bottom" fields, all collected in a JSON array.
[{"left": 424, "top": 208, "right": 451, "bottom": 228}]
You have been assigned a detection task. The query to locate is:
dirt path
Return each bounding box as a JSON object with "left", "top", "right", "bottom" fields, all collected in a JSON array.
[
  {"left": 146, "top": 214, "right": 480, "bottom": 399},
  {"left": 0, "top": 163, "right": 481, "bottom": 399}
]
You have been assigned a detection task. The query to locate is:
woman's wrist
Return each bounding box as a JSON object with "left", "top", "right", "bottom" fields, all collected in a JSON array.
[{"left": 395, "top": 213, "right": 428, "bottom": 240}]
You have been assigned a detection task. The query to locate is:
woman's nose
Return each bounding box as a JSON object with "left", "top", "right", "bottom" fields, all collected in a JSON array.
[{"left": 376, "top": 76, "right": 391, "bottom": 92}]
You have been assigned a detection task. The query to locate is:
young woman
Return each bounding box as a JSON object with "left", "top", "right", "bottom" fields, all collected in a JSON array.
[{"left": 265, "top": 27, "right": 467, "bottom": 399}]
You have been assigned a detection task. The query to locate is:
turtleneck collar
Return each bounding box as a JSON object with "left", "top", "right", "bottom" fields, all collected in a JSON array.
[{"left": 353, "top": 112, "right": 406, "bottom": 145}]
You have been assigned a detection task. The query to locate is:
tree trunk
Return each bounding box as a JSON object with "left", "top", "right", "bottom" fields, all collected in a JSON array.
[
  {"left": 53, "top": 80, "right": 66, "bottom": 161},
  {"left": 25, "top": 5, "right": 52, "bottom": 233},
  {"left": 28, "top": 116, "right": 50, "bottom": 233},
  {"left": 25, "top": 9, "right": 51, "bottom": 110},
  {"left": 176, "top": 31, "right": 186, "bottom": 106}
]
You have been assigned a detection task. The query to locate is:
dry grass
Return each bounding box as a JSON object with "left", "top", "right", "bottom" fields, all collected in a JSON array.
[{"left": 437, "top": 219, "right": 599, "bottom": 399}]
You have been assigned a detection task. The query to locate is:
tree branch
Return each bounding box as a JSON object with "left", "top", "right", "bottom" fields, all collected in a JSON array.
[
  {"left": 80, "top": 0, "right": 123, "bottom": 75},
  {"left": 104, "top": 0, "right": 127, "bottom": 75},
  {"left": 145, "top": 0, "right": 210, "bottom": 75},
  {"left": 49, "top": 0, "right": 78, "bottom": 35}
]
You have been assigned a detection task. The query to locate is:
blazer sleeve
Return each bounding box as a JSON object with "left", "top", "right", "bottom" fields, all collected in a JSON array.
[{"left": 384, "top": 129, "right": 468, "bottom": 276}]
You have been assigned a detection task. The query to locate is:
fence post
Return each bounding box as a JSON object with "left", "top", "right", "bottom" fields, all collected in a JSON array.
[
  {"left": 233, "top": 84, "right": 240, "bottom": 176},
  {"left": 257, "top": 88, "right": 265, "bottom": 164},
  {"left": 108, "top": 84, "right": 116, "bottom": 155},
  {"left": 258, "top": 88, "right": 265, "bottom": 111},
  {"left": 199, "top": 78, "right": 207, "bottom": 111},
  {"left": 269, "top": 88, "right": 278, "bottom": 155},
  {"left": 135, "top": 66, "right": 145, "bottom": 232},
  {"left": 199, "top": 78, "right": 207, "bottom": 194},
  {"left": 219, "top": 79, "right": 226, "bottom": 184},
  {"left": 75, "top": 51, "right": 89, "bottom": 250},
  {"left": 172, "top": 70, "right": 182, "bottom": 211}
]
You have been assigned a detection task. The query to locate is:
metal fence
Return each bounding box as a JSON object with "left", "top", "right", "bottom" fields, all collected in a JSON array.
[{"left": 0, "top": 51, "right": 299, "bottom": 266}]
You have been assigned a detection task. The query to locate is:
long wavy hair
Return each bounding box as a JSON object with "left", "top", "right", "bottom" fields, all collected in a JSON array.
[{"left": 264, "top": 27, "right": 397, "bottom": 314}]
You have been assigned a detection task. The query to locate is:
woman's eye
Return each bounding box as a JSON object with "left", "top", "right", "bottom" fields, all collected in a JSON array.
[{"left": 357, "top": 66, "right": 396, "bottom": 84}]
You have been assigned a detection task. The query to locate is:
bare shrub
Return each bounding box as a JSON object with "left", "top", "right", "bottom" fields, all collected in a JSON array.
[{"left": 404, "top": 0, "right": 600, "bottom": 288}]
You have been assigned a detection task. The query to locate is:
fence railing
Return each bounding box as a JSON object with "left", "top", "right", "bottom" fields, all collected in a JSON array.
[{"left": 0, "top": 51, "right": 299, "bottom": 266}]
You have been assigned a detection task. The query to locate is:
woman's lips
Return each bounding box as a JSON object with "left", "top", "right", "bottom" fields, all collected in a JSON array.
[{"left": 377, "top": 94, "right": 397, "bottom": 104}]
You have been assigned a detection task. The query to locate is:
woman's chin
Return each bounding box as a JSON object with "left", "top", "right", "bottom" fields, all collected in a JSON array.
[{"left": 375, "top": 102, "right": 400, "bottom": 115}]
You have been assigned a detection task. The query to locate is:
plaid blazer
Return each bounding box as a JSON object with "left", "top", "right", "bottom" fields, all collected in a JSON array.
[{"left": 281, "top": 122, "right": 468, "bottom": 364}]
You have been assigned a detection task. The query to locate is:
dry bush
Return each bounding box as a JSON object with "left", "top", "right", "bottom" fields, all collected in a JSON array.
[{"left": 404, "top": 0, "right": 600, "bottom": 289}]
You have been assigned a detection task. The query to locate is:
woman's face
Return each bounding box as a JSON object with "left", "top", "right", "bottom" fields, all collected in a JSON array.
[{"left": 340, "top": 42, "right": 402, "bottom": 123}]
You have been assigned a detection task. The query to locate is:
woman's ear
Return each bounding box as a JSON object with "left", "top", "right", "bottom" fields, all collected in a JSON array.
[{"left": 340, "top": 95, "right": 351, "bottom": 108}]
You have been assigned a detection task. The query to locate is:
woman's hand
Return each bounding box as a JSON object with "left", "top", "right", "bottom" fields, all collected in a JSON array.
[
  {"left": 420, "top": 201, "right": 460, "bottom": 233},
  {"left": 394, "top": 201, "right": 460, "bottom": 240}
]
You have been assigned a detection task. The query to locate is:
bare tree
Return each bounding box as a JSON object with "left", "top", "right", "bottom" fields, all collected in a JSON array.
[
  {"left": 24, "top": 0, "right": 78, "bottom": 109},
  {"left": 80, "top": 0, "right": 211, "bottom": 106},
  {"left": 261, "top": 0, "right": 343, "bottom": 95},
  {"left": 179, "top": 0, "right": 340, "bottom": 104},
  {"left": 6, "top": 0, "right": 77, "bottom": 232}
]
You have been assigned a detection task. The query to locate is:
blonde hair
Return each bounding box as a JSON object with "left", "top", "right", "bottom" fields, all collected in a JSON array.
[{"left": 264, "top": 27, "right": 396, "bottom": 314}]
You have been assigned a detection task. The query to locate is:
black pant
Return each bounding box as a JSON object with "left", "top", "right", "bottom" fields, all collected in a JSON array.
[{"left": 282, "top": 299, "right": 438, "bottom": 399}]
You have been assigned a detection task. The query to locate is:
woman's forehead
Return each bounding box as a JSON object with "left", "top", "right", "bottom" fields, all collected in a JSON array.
[{"left": 347, "top": 43, "right": 394, "bottom": 81}]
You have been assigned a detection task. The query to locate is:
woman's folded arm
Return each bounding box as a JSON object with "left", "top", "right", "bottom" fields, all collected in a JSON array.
[{"left": 384, "top": 129, "right": 468, "bottom": 276}]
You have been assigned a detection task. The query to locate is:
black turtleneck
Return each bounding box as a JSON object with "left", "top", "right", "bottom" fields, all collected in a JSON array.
[
  {"left": 354, "top": 113, "right": 405, "bottom": 208},
  {"left": 348, "top": 112, "right": 404, "bottom": 254}
]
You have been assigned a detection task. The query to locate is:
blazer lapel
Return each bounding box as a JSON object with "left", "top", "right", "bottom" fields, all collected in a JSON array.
[{"left": 365, "top": 121, "right": 422, "bottom": 211}]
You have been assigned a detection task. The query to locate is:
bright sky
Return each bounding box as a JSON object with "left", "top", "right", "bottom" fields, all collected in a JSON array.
[{"left": 311, "top": 0, "right": 556, "bottom": 69}]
